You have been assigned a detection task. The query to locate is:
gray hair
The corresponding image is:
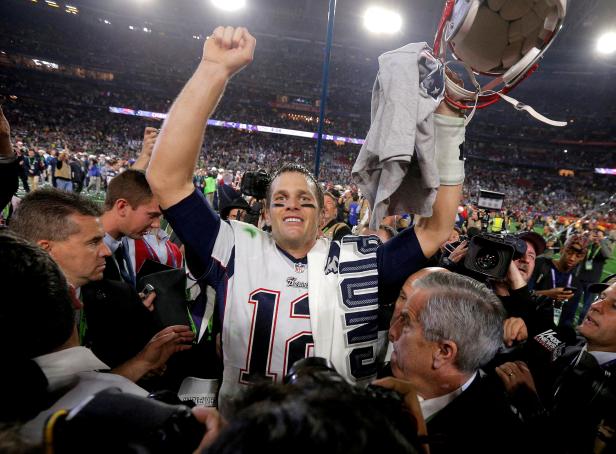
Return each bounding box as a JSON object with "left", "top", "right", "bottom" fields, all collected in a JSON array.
[{"left": 413, "top": 272, "right": 505, "bottom": 373}]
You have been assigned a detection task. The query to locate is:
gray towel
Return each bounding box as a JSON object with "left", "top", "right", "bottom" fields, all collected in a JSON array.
[{"left": 352, "top": 42, "right": 444, "bottom": 229}]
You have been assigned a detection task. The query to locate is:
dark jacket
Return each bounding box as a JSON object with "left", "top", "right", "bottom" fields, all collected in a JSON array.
[
  {"left": 426, "top": 373, "right": 532, "bottom": 453},
  {"left": 81, "top": 279, "right": 160, "bottom": 368}
]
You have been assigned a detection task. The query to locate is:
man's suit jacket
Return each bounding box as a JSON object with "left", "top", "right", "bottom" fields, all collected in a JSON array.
[
  {"left": 426, "top": 373, "right": 530, "bottom": 453},
  {"left": 102, "top": 254, "right": 122, "bottom": 283},
  {"left": 81, "top": 279, "right": 161, "bottom": 368}
]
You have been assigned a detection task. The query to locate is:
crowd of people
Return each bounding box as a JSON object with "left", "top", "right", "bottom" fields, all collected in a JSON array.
[{"left": 1, "top": 1, "right": 616, "bottom": 451}]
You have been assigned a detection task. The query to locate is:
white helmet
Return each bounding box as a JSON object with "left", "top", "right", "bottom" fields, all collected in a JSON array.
[{"left": 434, "top": 0, "right": 567, "bottom": 120}]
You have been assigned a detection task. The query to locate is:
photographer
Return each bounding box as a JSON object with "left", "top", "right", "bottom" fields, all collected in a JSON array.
[
  {"left": 574, "top": 227, "right": 614, "bottom": 325},
  {"left": 439, "top": 230, "right": 556, "bottom": 342},
  {"left": 494, "top": 275, "right": 616, "bottom": 453}
]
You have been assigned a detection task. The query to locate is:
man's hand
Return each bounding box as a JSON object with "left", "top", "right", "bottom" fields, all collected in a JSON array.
[
  {"left": 202, "top": 26, "right": 256, "bottom": 79},
  {"left": 535, "top": 287, "right": 574, "bottom": 302},
  {"left": 138, "top": 325, "right": 194, "bottom": 370},
  {"left": 131, "top": 127, "right": 158, "bottom": 170},
  {"left": 495, "top": 361, "right": 538, "bottom": 395},
  {"left": 113, "top": 325, "right": 194, "bottom": 382},
  {"left": 372, "top": 377, "right": 428, "bottom": 453},
  {"left": 141, "top": 127, "right": 158, "bottom": 157},
  {"left": 447, "top": 240, "right": 468, "bottom": 264},
  {"left": 505, "top": 261, "right": 526, "bottom": 291},
  {"left": 191, "top": 407, "right": 227, "bottom": 452},
  {"left": 503, "top": 317, "right": 528, "bottom": 347},
  {"left": 138, "top": 290, "right": 156, "bottom": 312}
]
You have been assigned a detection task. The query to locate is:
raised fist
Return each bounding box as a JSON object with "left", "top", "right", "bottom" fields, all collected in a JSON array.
[
  {"left": 202, "top": 26, "right": 256, "bottom": 78},
  {"left": 141, "top": 126, "right": 158, "bottom": 157}
]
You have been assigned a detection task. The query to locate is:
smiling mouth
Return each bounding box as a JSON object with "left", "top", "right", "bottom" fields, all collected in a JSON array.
[
  {"left": 284, "top": 217, "right": 303, "bottom": 224},
  {"left": 584, "top": 315, "right": 599, "bottom": 327}
]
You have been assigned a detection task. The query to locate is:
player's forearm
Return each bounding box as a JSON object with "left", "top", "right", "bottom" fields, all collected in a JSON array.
[
  {"left": 415, "top": 110, "right": 464, "bottom": 258},
  {"left": 415, "top": 184, "right": 462, "bottom": 258},
  {"left": 147, "top": 61, "right": 229, "bottom": 208}
]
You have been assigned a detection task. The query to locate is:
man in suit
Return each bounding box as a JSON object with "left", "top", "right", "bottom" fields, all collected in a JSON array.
[
  {"left": 388, "top": 270, "right": 529, "bottom": 453},
  {"left": 100, "top": 168, "right": 163, "bottom": 287},
  {"left": 9, "top": 188, "right": 192, "bottom": 382}
]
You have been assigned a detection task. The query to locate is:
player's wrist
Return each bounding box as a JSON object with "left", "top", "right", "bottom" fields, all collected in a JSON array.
[{"left": 197, "top": 59, "right": 233, "bottom": 82}]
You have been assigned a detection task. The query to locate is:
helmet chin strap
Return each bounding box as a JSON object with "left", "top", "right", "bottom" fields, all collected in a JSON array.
[
  {"left": 443, "top": 60, "right": 567, "bottom": 127},
  {"left": 496, "top": 93, "right": 567, "bottom": 127},
  {"left": 434, "top": 0, "right": 568, "bottom": 127}
]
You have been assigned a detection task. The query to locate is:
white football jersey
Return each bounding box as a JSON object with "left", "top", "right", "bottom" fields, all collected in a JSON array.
[
  {"left": 213, "top": 221, "right": 314, "bottom": 409},
  {"left": 212, "top": 221, "right": 383, "bottom": 413}
]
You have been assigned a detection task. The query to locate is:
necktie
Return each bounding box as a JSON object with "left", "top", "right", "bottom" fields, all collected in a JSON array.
[{"left": 114, "top": 243, "right": 133, "bottom": 285}]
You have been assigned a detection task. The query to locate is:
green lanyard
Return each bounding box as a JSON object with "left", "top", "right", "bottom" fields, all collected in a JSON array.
[
  {"left": 78, "top": 309, "right": 88, "bottom": 344},
  {"left": 587, "top": 245, "right": 600, "bottom": 261}
]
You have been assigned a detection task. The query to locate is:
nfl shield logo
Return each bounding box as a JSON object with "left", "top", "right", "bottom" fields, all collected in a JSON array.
[{"left": 295, "top": 262, "right": 306, "bottom": 273}]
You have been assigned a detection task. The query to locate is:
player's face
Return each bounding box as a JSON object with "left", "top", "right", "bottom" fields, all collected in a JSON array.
[
  {"left": 389, "top": 286, "right": 436, "bottom": 391},
  {"left": 267, "top": 172, "right": 320, "bottom": 256},
  {"left": 579, "top": 283, "right": 616, "bottom": 352}
]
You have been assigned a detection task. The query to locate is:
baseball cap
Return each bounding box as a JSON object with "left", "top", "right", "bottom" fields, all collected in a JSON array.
[
  {"left": 220, "top": 197, "right": 250, "bottom": 221},
  {"left": 517, "top": 231, "right": 546, "bottom": 256},
  {"left": 588, "top": 274, "right": 616, "bottom": 294}
]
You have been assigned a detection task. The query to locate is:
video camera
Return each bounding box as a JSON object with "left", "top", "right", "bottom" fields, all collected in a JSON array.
[
  {"left": 45, "top": 388, "right": 204, "bottom": 453},
  {"left": 240, "top": 169, "right": 270, "bottom": 200},
  {"left": 463, "top": 232, "right": 528, "bottom": 280}
]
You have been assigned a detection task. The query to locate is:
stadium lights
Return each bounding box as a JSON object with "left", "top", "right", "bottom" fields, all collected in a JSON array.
[
  {"left": 210, "top": 0, "right": 246, "bottom": 12},
  {"left": 65, "top": 5, "right": 79, "bottom": 15},
  {"left": 45, "top": 0, "right": 59, "bottom": 8},
  {"left": 129, "top": 25, "right": 135, "bottom": 30},
  {"left": 597, "top": 32, "right": 616, "bottom": 55},
  {"left": 363, "top": 6, "right": 402, "bottom": 34},
  {"left": 103, "top": 19, "right": 111, "bottom": 25}
]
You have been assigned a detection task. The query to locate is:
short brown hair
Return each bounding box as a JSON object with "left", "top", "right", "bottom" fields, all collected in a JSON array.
[
  {"left": 104, "top": 169, "right": 153, "bottom": 210},
  {"left": 10, "top": 188, "right": 102, "bottom": 243},
  {"left": 266, "top": 163, "right": 323, "bottom": 211}
]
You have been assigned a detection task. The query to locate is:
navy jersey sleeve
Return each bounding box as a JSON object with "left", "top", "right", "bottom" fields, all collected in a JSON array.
[
  {"left": 377, "top": 227, "right": 427, "bottom": 306},
  {"left": 162, "top": 189, "right": 223, "bottom": 284}
]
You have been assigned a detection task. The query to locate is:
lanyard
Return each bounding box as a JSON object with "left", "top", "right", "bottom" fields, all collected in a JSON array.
[
  {"left": 142, "top": 237, "right": 178, "bottom": 268},
  {"left": 78, "top": 310, "right": 88, "bottom": 344},
  {"left": 587, "top": 245, "right": 600, "bottom": 261},
  {"left": 551, "top": 268, "right": 573, "bottom": 289}
]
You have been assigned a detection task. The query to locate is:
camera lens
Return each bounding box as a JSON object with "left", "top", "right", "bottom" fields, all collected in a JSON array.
[{"left": 474, "top": 248, "right": 500, "bottom": 271}]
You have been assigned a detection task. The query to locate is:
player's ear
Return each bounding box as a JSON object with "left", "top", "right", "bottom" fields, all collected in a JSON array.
[{"left": 263, "top": 207, "right": 271, "bottom": 226}]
